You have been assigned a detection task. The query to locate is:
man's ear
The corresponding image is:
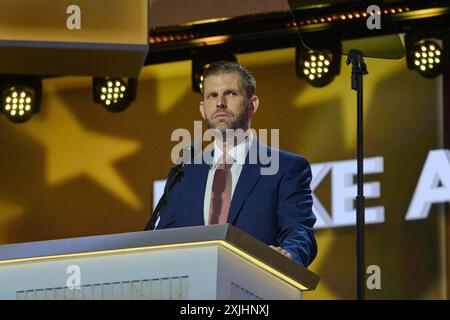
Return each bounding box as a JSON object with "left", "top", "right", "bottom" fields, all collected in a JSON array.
[
  {"left": 199, "top": 101, "right": 206, "bottom": 119},
  {"left": 248, "top": 95, "right": 260, "bottom": 116}
]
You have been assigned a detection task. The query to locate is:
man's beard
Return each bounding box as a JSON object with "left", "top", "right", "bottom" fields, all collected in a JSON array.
[{"left": 205, "top": 110, "right": 250, "bottom": 141}]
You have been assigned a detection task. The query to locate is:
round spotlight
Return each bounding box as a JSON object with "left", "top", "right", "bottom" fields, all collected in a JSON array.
[
  {"left": 198, "top": 74, "right": 205, "bottom": 93},
  {"left": 1, "top": 86, "right": 38, "bottom": 123},
  {"left": 300, "top": 51, "right": 336, "bottom": 87},
  {"left": 93, "top": 77, "right": 137, "bottom": 112},
  {"left": 195, "top": 63, "right": 210, "bottom": 94},
  {"left": 410, "top": 40, "right": 443, "bottom": 78}
]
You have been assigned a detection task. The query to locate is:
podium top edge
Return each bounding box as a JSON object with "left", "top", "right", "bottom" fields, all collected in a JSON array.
[{"left": 0, "top": 224, "right": 319, "bottom": 290}]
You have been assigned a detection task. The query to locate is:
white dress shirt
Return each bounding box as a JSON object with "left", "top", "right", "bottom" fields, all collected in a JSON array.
[{"left": 203, "top": 131, "right": 254, "bottom": 225}]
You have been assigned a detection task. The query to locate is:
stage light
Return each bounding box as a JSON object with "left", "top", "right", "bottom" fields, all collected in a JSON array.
[
  {"left": 0, "top": 76, "right": 42, "bottom": 123},
  {"left": 409, "top": 40, "right": 443, "bottom": 78},
  {"left": 405, "top": 31, "right": 448, "bottom": 78},
  {"left": 93, "top": 77, "right": 137, "bottom": 112},
  {"left": 296, "top": 48, "right": 341, "bottom": 87},
  {"left": 193, "top": 63, "right": 210, "bottom": 94},
  {"left": 192, "top": 51, "right": 237, "bottom": 93}
]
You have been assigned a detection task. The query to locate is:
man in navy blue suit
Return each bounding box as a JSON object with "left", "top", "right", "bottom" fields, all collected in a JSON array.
[{"left": 146, "top": 61, "right": 317, "bottom": 267}]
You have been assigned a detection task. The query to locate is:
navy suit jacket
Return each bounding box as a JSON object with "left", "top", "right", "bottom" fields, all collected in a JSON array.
[{"left": 153, "top": 141, "right": 317, "bottom": 267}]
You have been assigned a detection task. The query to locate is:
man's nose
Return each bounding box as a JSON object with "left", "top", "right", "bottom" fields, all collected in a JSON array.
[{"left": 216, "top": 95, "right": 227, "bottom": 109}]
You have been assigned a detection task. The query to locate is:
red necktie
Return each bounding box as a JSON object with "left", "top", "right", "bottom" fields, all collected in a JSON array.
[{"left": 209, "top": 156, "right": 232, "bottom": 224}]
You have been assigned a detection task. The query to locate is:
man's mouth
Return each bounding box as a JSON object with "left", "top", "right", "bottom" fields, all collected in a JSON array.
[{"left": 213, "top": 112, "right": 231, "bottom": 120}]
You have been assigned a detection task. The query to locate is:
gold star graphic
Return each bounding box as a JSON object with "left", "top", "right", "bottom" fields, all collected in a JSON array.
[{"left": 16, "top": 94, "right": 142, "bottom": 210}]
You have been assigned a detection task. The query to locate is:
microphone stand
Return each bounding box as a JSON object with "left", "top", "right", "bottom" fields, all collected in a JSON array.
[
  {"left": 144, "top": 163, "right": 185, "bottom": 230},
  {"left": 145, "top": 143, "right": 198, "bottom": 231},
  {"left": 346, "top": 49, "right": 368, "bottom": 300}
]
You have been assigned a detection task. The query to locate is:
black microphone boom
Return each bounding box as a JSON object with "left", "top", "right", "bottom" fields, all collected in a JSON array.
[{"left": 144, "top": 142, "right": 199, "bottom": 231}]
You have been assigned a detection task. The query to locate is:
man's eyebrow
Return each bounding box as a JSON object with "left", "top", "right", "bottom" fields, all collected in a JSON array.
[
  {"left": 204, "top": 87, "right": 240, "bottom": 95},
  {"left": 204, "top": 90, "right": 216, "bottom": 96}
]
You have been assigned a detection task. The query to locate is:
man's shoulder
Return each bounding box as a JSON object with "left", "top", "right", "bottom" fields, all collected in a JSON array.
[{"left": 257, "top": 141, "right": 310, "bottom": 165}]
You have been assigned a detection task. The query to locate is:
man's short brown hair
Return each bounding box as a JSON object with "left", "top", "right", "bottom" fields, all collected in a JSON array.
[{"left": 201, "top": 60, "right": 256, "bottom": 98}]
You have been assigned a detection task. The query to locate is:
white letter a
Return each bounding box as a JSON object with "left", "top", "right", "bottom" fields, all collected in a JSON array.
[
  {"left": 66, "top": 5, "right": 81, "bottom": 30},
  {"left": 406, "top": 149, "right": 450, "bottom": 220}
]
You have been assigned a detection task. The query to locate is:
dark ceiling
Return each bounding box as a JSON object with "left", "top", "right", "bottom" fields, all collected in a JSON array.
[{"left": 145, "top": 0, "right": 450, "bottom": 65}]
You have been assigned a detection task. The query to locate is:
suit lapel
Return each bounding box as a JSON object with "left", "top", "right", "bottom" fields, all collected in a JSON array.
[{"left": 227, "top": 141, "right": 262, "bottom": 225}]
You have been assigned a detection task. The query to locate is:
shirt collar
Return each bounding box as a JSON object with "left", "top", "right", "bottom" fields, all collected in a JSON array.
[{"left": 212, "top": 130, "right": 254, "bottom": 167}]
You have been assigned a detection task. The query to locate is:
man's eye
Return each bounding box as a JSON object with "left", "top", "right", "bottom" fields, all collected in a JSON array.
[{"left": 227, "top": 91, "right": 237, "bottom": 96}]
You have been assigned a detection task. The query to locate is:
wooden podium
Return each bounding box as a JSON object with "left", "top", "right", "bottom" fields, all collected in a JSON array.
[{"left": 0, "top": 224, "right": 319, "bottom": 300}]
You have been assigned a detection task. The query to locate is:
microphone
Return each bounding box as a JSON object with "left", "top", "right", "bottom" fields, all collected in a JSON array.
[{"left": 144, "top": 140, "right": 202, "bottom": 230}]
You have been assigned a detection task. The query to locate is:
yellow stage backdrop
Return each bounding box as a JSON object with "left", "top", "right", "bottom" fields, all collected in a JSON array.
[{"left": 0, "top": 48, "right": 446, "bottom": 299}]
